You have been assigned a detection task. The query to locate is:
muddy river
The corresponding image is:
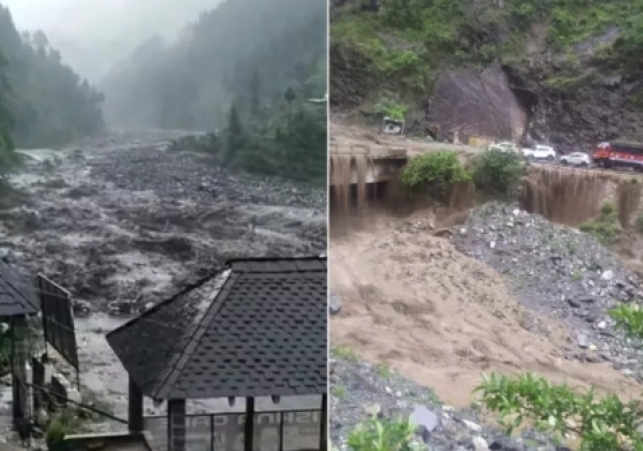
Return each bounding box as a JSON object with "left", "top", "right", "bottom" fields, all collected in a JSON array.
[{"left": 0, "top": 131, "right": 326, "bottom": 436}]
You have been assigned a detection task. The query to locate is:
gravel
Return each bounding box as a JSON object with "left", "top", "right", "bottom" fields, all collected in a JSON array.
[
  {"left": 452, "top": 202, "right": 643, "bottom": 377},
  {"left": 330, "top": 355, "right": 569, "bottom": 451},
  {"left": 331, "top": 202, "right": 643, "bottom": 450}
]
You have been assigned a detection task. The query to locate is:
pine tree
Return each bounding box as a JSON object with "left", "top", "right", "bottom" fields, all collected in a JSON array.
[
  {"left": 284, "top": 86, "right": 296, "bottom": 104},
  {"left": 0, "top": 47, "right": 18, "bottom": 177},
  {"left": 249, "top": 70, "right": 261, "bottom": 116},
  {"left": 225, "top": 103, "right": 243, "bottom": 164}
]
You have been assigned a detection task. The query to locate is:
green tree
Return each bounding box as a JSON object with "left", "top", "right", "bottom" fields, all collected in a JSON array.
[
  {"left": 471, "top": 149, "right": 525, "bottom": 198},
  {"left": 0, "top": 46, "right": 19, "bottom": 176},
  {"left": 249, "top": 69, "right": 262, "bottom": 116},
  {"left": 284, "top": 86, "right": 296, "bottom": 104},
  {"left": 0, "top": 6, "right": 105, "bottom": 148},
  {"left": 225, "top": 103, "right": 243, "bottom": 164}
]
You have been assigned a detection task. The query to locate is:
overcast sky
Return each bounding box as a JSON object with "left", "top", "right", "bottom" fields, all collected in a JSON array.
[{"left": 2, "top": 0, "right": 224, "bottom": 80}]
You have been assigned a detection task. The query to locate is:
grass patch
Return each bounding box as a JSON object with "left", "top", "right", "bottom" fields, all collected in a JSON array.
[
  {"left": 579, "top": 202, "right": 621, "bottom": 246},
  {"left": 376, "top": 363, "right": 391, "bottom": 379},
  {"left": 333, "top": 345, "right": 359, "bottom": 362},
  {"left": 333, "top": 384, "right": 347, "bottom": 399}
]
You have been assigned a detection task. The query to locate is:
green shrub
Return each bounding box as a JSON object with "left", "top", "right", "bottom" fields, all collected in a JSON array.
[
  {"left": 470, "top": 149, "right": 525, "bottom": 198},
  {"left": 475, "top": 302, "right": 643, "bottom": 451},
  {"left": 46, "top": 419, "right": 67, "bottom": 445},
  {"left": 401, "top": 151, "right": 470, "bottom": 199},
  {"left": 347, "top": 417, "right": 417, "bottom": 451},
  {"left": 635, "top": 213, "right": 643, "bottom": 234},
  {"left": 579, "top": 202, "right": 620, "bottom": 246},
  {"left": 374, "top": 98, "right": 408, "bottom": 121}
]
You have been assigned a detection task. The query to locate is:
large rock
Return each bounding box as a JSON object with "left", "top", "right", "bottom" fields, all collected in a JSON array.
[{"left": 428, "top": 64, "right": 529, "bottom": 143}]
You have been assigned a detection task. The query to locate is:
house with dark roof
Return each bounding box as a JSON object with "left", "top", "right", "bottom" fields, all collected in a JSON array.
[
  {"left": 106, "top": 256, "right": 328, "bottom": 451},
  {"left": 0, "top": 260, "right": 41, "bottom": 427},
  {"left": 0, "top": 260, "right": 39, "bottom": 318}
]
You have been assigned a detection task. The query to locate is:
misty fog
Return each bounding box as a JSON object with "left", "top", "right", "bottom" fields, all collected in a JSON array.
[
  {"left": 0, "top": 0, "right": 327, "bottom": 437},
  {"left": 2, "top": 0, "right": 225, "bottom": 82},
  {"left": 0, "top": 0, "right": 326, "bottom": 181}
]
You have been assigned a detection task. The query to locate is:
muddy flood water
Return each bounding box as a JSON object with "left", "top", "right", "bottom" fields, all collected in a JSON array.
[{"left": 0, "top": 131, "right": 326, "bottom": 436}]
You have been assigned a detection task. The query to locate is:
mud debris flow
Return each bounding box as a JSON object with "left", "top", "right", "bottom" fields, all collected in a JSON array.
[
  {"left": 328, "top": 143, "right": 643, "bottom": 449},
  {"left": 329, "top": 152, "right": 374, "bottom": 214},
  {"left": 4, "top": 133, "right": 326, "bottom": 317},
  {"left": 330, "top": 206, "right": 643, "bottom": 450},
  {"left": 354, "top": 154, "right": 371, "bottom": 212},
  {"left": 330, "top": 154, "right": 352, "bottom": 214},
  {"left": 522, "top": 166, "right": 607, "bottom": 224},
  {"left": 0, "top": 131, "right": 326, "bottom": 424}
]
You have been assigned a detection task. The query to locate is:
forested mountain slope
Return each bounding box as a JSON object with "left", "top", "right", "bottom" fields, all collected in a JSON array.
[
  {"left": 0, "top": 5, "right": 104, "bottom": 148},
  {"left": 100, "top": 0, "right": 327, "bottom": 185},
  {"left": 101, "top": 0, "right": 327, "bottom": 131},
  {"left": 331, "top": 0, "right": 643, "bottom": 151}
]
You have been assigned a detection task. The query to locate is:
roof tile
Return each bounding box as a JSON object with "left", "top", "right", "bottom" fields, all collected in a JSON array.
[{"left": 107, "top": 256, "right": 327, "bottom": 399}]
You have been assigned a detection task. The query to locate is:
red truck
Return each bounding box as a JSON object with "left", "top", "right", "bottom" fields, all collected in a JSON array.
[{"left": 592, "top": 140, "right": 643, "bottom": 171}]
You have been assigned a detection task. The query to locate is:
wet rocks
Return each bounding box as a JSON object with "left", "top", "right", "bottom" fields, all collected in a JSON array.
[
  {"left": 330, "top": 293, "right": 342, "bottom": 315},
  {"left": 3, "top": 131, "right": 326, "bottom": 316},
  {"left": 453, "top": 202, "right": 643, "bottom": 372},
  {"left": 87, "top": 146, "right": 326, "bottom": 210},
  {"left": 331, "top": 355, "right": 564, "bottom": 451}
]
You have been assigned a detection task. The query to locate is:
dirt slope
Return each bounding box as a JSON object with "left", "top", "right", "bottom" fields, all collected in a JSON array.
[{"left": 330, "top": 210, "right": 643, "bottom": 407}]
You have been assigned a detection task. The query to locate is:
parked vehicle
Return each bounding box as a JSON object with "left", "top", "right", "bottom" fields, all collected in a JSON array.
[
  {"left": 560, "top": 152, "right": 590, "bottom": 167},
  {"left": 592, "top": 140, "right": 643, "bottom": 171},
  {"left": 522, "top": 145, "right": 557, "bottom": 160},
  {"left": 487, "top": 141, "right": 518, "bottom": 153}
]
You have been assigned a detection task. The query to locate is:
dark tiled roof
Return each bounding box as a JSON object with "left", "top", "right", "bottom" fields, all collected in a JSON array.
[
  {"left": 0, "top": 260, "right": 38, "bottom": 317},
  {"left": 106, "top": 256, "right": 327, "bottom": 400}
]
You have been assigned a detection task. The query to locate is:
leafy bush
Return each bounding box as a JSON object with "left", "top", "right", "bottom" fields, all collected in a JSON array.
[
  {"left": 471, "top": 149, "right": 525, "bottom": 198},
  {"left": 45, "top": 419, "right": 67, "bottom": 445},
  {"left": 374, "top": 98, "right": 409, "bottom": 121},
  {"left": 46, "top": 408, "right": 86, "bottom": 447},
  {"left": 347, "top": 417, "right": 418, "bottom": 451},
  {"left": 475, "top": 302, "right": 643, "bottom": 451},
  {"left": 401, "top": 151, "right": 470, "bottom": 199},
  {"left": 579, "top": 202, "right": 621, "bottom": 246},
  {"left": 635, "top": 213, "right": 643, "bottom": 234}
]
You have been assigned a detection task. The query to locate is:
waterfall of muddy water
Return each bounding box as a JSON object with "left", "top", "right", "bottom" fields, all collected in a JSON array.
[
  {"left": 523, "top": 166, "right": 606, "bottom": 225},
  {"left": 448, "top": 181, "right": 476, "bottom": 212},
  {"left": 330, "top": 154, "right": 352, "bottom": 214},
  {"left": 355, "top": 154, "right": 373, "bottom": 212},
  {"left": 617, "top": 180, "right": 642, "bottom": 229}
]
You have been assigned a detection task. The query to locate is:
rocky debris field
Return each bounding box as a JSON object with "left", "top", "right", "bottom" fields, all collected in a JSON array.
[
  {"left": 453, "top": 203, "right": 643, "bottom": 378},
  {"left": 0, "top": 131, "right": 326, "bottom": 316},
  {"left": 330, "top": 354, "right": 568, "bottom": 451}
]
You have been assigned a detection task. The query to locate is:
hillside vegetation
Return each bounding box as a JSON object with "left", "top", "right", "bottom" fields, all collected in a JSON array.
[
  {"left": 101, "top": 0, "right": 327, "bottom": 184},
  {"left": 0, "top": 5, "right": 104, "bottom": 149},
  {"left": 330, "top": 0, "right": 643, "bottom": 148}
]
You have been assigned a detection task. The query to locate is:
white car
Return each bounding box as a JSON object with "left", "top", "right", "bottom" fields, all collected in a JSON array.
[
  {"left": 522, "top": 145, "right": 557, "bottom": 161},
  {"left": 488, "top": 141, "right": 518, "bottom": 153},
  {"left": 560, "top": 152, "right": 590, "bottom": 167}
]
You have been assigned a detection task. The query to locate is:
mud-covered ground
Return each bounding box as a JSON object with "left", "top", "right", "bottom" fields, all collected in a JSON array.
[{"left": 0, "top": 130, "right": 326, "bottom": 435}]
